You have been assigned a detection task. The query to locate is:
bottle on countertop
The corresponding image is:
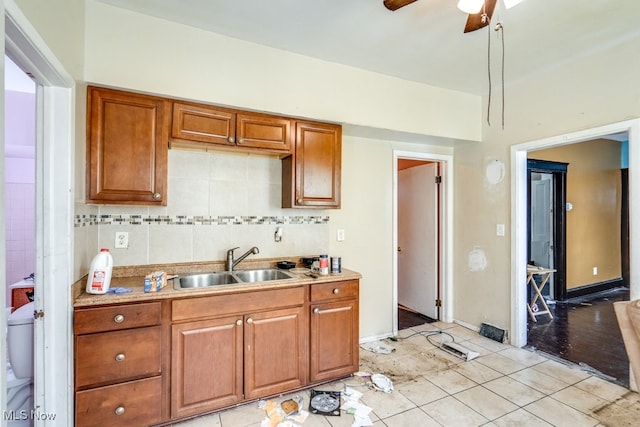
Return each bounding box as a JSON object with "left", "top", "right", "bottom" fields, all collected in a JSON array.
[{"left": 86, "top": 248, "right": 113, "bottom": 294}]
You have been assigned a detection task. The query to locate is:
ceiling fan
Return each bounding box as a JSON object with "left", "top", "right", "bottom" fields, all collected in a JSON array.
[{"left": 383, "top": 0, "right": 525, "bottom": 33}]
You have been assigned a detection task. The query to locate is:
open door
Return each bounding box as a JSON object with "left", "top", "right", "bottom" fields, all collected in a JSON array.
[{"left": 397, "top": 160, "right": 439, "bottom": 319}]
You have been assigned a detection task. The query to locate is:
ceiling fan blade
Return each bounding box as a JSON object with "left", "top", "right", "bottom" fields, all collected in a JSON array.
[
  {"left": 383, "top": 0, "right": 418, "bottom": 11},
  {"left": 463, "top": 0, "right": 497, "bottom": 33}
]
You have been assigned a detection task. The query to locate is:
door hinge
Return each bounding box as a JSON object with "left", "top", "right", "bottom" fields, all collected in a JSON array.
[
  {"left": 435, "top": 299, "right": 442, "bottom": 307},
  {"left": 435, "top": 176, "right": 442, "bottom": 184},
  {"left": 33, "top": 310, "right": 44, "bottom": 319}
]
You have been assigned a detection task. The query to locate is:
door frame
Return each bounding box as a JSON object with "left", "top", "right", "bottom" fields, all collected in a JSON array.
[
  {"left": 3, "top": 1, "right": 75, "bottom": 424},
  {"left": 527, "top": 159, "right": 568, "bottom": 301},
  {"left": 392, "top": 150, "right": 454, "bottom": 335},
  {"left": 511, "top": 119, "right": 640, "bottom": 350}
]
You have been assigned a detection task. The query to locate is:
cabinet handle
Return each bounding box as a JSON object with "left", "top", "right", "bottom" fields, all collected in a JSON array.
[
  {"left": 297, "top": 198, "right": 303, "bottom": 204},
  {"left": 246, "top": 318, "right": 254, "bottom": 324},
  {"left": 152, "top": 192, "right": 161, "bottom": 200},
  {"left": 113, "top": 314, "right": 125, "bottom": 323},
  {"left": 313, "top": 307, "right": 320, "bottom": 314},
  {"left": 115, "top": 353, "right": 125, "bottom": 362},
  {"left": 237, "top": 138, "right": 244, "bottom": 144},
  {"left": 236, "top": 319, "right": 242, "bottom": 326},
  {"left": 333, "top": 288, "right": 340, "bottom": 294},
  {"left": 228, "top": 136, "right": 235, "bottom": 144},
  {"left": 115, "top": 406, "right": 125, "bottom": 416}
]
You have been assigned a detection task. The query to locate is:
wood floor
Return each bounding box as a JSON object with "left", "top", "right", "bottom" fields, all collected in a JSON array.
[
  {"left": 526, "top": 287, "right": 630, "bottom": 387},
  {"left": 398, "top": 305, "right": 436, "bottom": 330}
]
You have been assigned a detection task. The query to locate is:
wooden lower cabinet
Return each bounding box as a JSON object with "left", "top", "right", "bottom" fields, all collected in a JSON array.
[
  {"left": 171, "top": 316, "right": 243, "bottom": 419},
  {"left": 171, "top": 302, "right": 307, "bottom": 418},
  {"left": 243, "top": 306, "right": 307, "bottom": 399},
  {"left": 75, "top": 280, "right": 359, "bottom": 425},
  {"left": 75, "top": 377, "right": 162, "bottom": 427},
  {"left": 309, "top": 281, "right": 360, "bottom": 382},
  {"left": 74, "top": 302, "right": 165, "bottom": 427}
]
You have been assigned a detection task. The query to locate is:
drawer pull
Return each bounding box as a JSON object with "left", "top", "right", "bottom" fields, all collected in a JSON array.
[
  {"left": 313, "top": 307, "right": 320, "bottom": 314},
  {"left": 115, "top": 406, "right": 125, "bottom": 416},
  {"left": 236, "top": 319, "right": 242, "bottom": 326},
  {"left": 115, "top": 353, "right": 125, "bottom": 362},
  {"left": 246, "top": 318, "right": 254, "bottom": 324},
  {"left": 113, "top": 314, "right": 125, "bottom": 323},
  {"left": 333, "top": 288, "right": 340, "bottom": 294}
]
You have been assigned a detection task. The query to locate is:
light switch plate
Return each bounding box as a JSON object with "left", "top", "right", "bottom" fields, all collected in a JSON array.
[{"left": 337, "top": 229, "right": 345, "bottom": 241}]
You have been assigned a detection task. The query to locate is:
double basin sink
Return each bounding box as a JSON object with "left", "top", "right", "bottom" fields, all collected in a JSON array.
[{"left": 175, "top": 269, "right": 296, "bottom": 290}]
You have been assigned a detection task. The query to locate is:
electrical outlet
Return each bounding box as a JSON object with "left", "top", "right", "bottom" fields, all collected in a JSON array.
[
  {"left": 593, "top": 266, "right": 598, "bottom": 275},
  {"left": 115, "top": 231, "right": 129, "bottom": 249},
  {"left": 496, "top": 224, "right": 505, "bottom": 237},
  {"left": 337, "top": 229, "right": 345, "bottom": 241}
]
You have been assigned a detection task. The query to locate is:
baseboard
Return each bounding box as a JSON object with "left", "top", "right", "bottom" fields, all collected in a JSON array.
[{"left": 566, "top": 278, "right": 625, "bottom": 299}]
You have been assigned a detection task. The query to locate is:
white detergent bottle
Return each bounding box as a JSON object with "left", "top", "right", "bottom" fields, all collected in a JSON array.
[{"left": 86, "top": 248, "right": 113, "bottom": 294}]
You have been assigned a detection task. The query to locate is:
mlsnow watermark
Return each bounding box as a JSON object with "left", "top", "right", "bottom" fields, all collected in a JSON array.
[{"left": 3, "top": 410, "right": 57, "bottom": 421}]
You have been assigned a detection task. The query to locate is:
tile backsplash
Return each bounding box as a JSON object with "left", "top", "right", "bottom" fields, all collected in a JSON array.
[{"left": 76, "top": 149, "right": 332, "bottom": 268}]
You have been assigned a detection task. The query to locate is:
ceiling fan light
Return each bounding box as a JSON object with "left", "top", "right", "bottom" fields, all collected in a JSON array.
[
  {"left": 457, "top": 0, "right": 484, "bottom": 14},
  {"left": 503, "top": 0, "right": 524, "bottom": 9}
]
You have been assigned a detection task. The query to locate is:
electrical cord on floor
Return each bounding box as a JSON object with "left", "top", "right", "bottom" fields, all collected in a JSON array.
[{"left": 389, "top": 329, "right": 456, "bottom": 346}]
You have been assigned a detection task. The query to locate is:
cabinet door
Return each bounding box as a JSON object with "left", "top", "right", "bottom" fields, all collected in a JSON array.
[
  {"left": 86, "top": 86, "right": 169, "bottom": 205},
  {"left": 236, "top": 113, "right": 292, "bottom": 153},
  {"left": 171, "top": 316, "right": 243, "bottom": 419},
  {"left": 310, "top": 299, "right": 359, "bottom": 382},
  {"left": 171, "top": 102, "right": 236, "bottom": 147},
  {"left": 282, "top": 121, "right": 341, "bottom": 208},
  {"left": 243, "top": 306, "right": 307, "bottom": 399}
]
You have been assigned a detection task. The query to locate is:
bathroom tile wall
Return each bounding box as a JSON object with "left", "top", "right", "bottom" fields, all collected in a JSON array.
[{"left": 76, "top": 149, "right": 331, "bottom": 270}]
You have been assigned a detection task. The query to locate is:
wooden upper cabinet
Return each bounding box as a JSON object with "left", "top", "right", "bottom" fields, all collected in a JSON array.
[
  {"left": 282, "top": 121, "right": 342, "bottom": 208},
  {"left": 171, "top": 102, "right": 292, "bottom": 154},
  {"left": 171, "top": 102, "right": 236, "bottom": 146},
  {"left": 86, "top": 86, "right": 169, "bottom": 205}
]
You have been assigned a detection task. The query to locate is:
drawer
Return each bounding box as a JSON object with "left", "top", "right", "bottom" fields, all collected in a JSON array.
[
  {"left": 172, "top": 286, "right": 305, "bottom": 322},
  {"left": 76, "top": 376, "right": 162, "bottom": 427},
  {"left": 310, "top": 280, "right": 358, "bottom": 302},
  {"left": 75, "top": 326, "right": 162, "bottom": 388},
  {"left": 75, "top": 302, "right": 161, "bottom": 335}
]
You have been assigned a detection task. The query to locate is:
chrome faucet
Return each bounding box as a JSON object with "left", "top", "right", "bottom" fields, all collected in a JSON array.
[{"left": 226, "top": 246, "right": 259, "bottom": 271}]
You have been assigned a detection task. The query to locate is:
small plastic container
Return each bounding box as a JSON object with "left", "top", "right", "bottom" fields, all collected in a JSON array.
[{"left": 86, "top": 248, "right": 113, "bottom": 294}]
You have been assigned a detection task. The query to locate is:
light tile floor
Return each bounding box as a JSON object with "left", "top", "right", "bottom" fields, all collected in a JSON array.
[{"left": 171, "top": 321, "right": 640, "bottom": 426}]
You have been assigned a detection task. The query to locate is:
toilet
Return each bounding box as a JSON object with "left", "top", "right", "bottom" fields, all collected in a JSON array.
[{"left": 7, "top": 301, "right": 35, "bottom": 427}]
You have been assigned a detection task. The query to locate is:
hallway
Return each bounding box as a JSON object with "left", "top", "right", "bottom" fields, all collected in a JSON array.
[{"left": 526, "top": 287, "right": 630, "bottom": 387}]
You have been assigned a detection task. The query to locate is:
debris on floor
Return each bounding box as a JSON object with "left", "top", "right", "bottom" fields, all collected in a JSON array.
[
  {"left": 370, "top": 373, "right": 394, "bottom": 393},
  {"left": 259, "top": 395, "right": 307, "bottom": 427},
  {"left": 360, "top": 341, "right": 395, "bottom": 354},
  {"left": 341, "top": 386, "right": 373, "bottom": 427}
]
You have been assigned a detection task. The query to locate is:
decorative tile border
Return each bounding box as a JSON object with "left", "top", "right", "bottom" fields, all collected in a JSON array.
[{"left": 75, "top": 214, "right": 329, "bottom": 227}]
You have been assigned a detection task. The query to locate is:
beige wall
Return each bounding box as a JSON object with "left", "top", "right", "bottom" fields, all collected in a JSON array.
[
  {"left": 453, "top": 32, "right": 640, "bottom": 332},
  {"left": 13, "top": 0, "right": 640, "bottom": 341},
  {"left": 531, "top": 140, "right": 623, "bottom": 289}
]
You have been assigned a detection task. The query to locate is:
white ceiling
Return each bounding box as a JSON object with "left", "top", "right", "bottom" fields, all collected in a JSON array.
[{"left": 95, "top": 0, "right": 640, "bottom": 96}]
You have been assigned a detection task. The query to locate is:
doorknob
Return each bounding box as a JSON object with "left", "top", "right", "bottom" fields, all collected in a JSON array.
[{"left": 398, "top": 246, "right": 402, "bottom": 252}]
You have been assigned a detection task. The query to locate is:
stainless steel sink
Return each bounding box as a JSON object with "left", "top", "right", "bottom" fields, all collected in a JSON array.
[
  {"left": 174, "top": 268, "right": 296, "bottom": 289},
  {"left": 175, "top": 272, "right": 239, "bottom": 289},
  {"left": 233, "top": 269, "right": 295, "bottom": 283}
]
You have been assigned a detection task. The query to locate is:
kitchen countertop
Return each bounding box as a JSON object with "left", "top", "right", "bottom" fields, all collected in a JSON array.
[{"left": 73, "top": 258, "right": 361, "bottom": 308}]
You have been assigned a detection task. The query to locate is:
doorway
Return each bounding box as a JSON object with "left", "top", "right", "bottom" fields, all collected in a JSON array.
[
  {"left": 397, "top": 160, "right": 439, "bottom": 324},
  {"left": 393, "top": 150, "right": 454, "bottom": 335},
  {"left": 3, "top": 3, "right": 75, "bottom": 423},
  {"left": 511, "top": 120, "right": 639, "bottom": 387},
  {"left": 527, "top": 159, "right": 568, "bottom": 301}
]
